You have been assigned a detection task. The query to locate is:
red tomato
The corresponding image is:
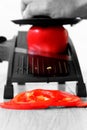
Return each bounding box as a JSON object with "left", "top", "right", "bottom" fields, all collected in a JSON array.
[
  {"left": 27, "top": 26, "right": 68, "bottom": 56},
  {"left": 0, "top": 89, "right": 57, "bottom": 110}
]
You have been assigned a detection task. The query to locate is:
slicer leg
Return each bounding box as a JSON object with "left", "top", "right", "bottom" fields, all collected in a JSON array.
[
  {"left": 0, "top": 59, "right": 2, "bottom": 62},
  {"left": 58, "top": 82, "right": 66, "bottom": 91},
  {"left": 59, "top": 81, "right": 65, "bottom": 84},
  {"left": 76, "top": 82, "right": 86, "bottom": 97},
  {"left": 4, "top": 84, "right": 14, "bottom": 99},
  {"left": 18, "top": 82, "right": 25, "bottom": 85}
]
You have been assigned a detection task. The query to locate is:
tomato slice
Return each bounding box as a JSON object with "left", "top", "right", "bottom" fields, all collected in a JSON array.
[
  {"left": 0, "top": 89, "right": 87, "bottom": 109},
  {"left": 53, "top": 96, "right": 82, "bottom": 107},
  {"left": 0, "top": 89, "right": 56, "bottom": 110}
]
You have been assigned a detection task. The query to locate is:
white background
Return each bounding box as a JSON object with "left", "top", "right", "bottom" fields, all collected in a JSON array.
[{"left": 0, "top": 0, "right": 87, "bottom": 73}]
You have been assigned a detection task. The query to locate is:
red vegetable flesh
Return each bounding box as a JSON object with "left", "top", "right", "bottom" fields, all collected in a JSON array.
[
  {"left": 0, "top": 89, "right": 87, "bottom": 110},
  {"left": 27, "top": 26, "right": 68, "bottom": 56}
]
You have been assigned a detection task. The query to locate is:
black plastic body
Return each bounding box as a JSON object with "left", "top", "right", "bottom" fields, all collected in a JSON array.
[
  {"left": 0, "top": 31, "right": 86, "bottom": 99},
  {"left": 12, "top": 17, "right": 81, "bottom": 26}
]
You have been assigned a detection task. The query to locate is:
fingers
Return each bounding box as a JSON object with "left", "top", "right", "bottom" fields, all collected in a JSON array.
[
  {"left": 21, "top": 1, "right": 26, "bottom": 12},
  {"left": 21, "top": 0, "right": 68, "bottom": 19},
  {"left": 21, "top": 0, "right": 79, "bottom": 19},
  {"left": 22, "top": 4, "right": 32, "bottom": 18},
  {"left": 21, "top": 0, "right": 32, "bottom": 17},
  {"left": 21, "top": 0, "right": 50, "bottom": 18},
  {"left": 21, "top": 0, "right": 31, "bottom": 11}
]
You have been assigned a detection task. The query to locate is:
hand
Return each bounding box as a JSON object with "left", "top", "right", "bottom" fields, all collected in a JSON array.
[{"left": 21, "top": 0, "right": 87, "bottom": 19}]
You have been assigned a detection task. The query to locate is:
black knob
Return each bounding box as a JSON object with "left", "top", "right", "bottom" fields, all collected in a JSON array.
[{"left": 0, "top": 36, "right": 7, "bottom": 43}]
